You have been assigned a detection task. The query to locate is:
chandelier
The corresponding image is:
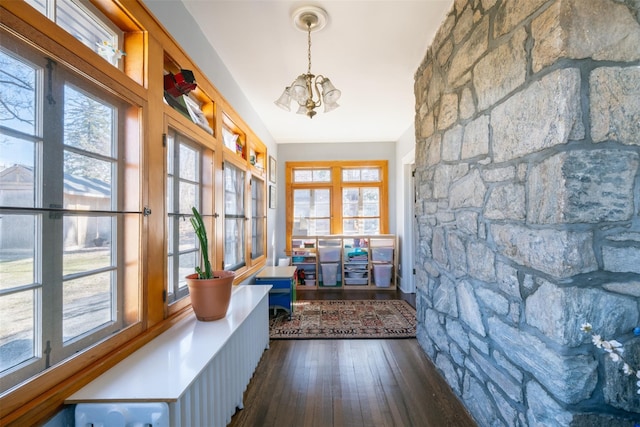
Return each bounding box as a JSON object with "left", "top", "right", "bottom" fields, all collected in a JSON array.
[{"left": 274, "top": 6, "right": 341, "bottom": 119}]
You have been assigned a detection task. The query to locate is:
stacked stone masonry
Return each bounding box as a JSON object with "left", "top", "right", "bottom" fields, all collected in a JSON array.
[{"left": 414, "top": 0, "right": 640, "bottom": 425}]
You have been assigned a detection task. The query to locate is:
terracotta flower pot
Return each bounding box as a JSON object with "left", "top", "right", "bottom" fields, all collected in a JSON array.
[{"left": 185, "top": 270, "right": 235, "bottom": 321}]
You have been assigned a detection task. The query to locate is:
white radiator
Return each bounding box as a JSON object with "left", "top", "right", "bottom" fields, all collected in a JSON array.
[
  {"left": 170, "top": 296, "right": 269, "bottom": 426},
  {"left": 72, "top": 285, "right": 271, "bottom": 427}
]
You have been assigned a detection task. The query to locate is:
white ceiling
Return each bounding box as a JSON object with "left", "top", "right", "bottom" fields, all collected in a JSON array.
[{"left": 179, "top": 0, "right": 452, "bottom": 144}]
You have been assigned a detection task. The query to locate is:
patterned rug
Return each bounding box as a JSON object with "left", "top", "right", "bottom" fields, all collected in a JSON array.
[{"left": 269, "top": 299, "right": 416, "bottom": 339}]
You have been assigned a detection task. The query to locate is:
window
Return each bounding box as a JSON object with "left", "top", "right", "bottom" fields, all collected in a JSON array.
[
  {"left": 1, "top": 1, "right": 268, "bottom": 422},
  {"left": 25, "top": 0, "right": 125, "bottom": 67},
  {"left": 251, "top": 176, "right": 265, "bottom": 260},
  {"left": 293, "top": 189, "right": 331, "bottom": 235},
  {"left": 286, "top": 161, "right": 388, "bottom": 250},
  {"left": 342, "top": 187, "right": 381, "bottom": 234},
  {"left": 166, "top": 129, "right": 203, "bottom": 303},
  {"left": 0, "top": 39, "right": 140, "bottom": 393},
  {"left": 224, "top": 162, "right": 245, "bottom": 270}
]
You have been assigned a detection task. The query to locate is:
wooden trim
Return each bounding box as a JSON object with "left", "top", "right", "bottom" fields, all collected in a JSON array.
[
  {"left": 0, "top": 0, "right": 270, "bottom": 424},
  {"left": 284, "top": 160, "right": 389, "bottom": 253}
]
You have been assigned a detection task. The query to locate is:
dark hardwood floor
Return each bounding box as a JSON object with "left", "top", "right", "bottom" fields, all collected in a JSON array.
[{"left": 228, "top": 289, "right": 476, "bottom": 427}]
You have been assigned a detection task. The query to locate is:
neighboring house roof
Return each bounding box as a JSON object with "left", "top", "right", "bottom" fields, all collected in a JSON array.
[{"left": 0, "top": 164, "right": 110, "bottom": 198}]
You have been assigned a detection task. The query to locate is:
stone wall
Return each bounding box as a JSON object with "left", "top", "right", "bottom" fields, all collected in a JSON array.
[{"left": 413, "top": 0, "right": 640, "bottom": 425}]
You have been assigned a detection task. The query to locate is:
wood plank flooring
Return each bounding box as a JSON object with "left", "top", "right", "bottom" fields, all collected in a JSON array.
[{"left": 228, "top": 290, "right": 476, "bottom": 427}]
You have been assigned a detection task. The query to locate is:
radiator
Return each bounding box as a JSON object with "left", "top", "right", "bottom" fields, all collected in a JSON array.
[
  {"left": 170, "top": 296, "right": 269, "bottom": 426},
  {"left": 73, "top": 285, "right": 270, "bottom": 427}
]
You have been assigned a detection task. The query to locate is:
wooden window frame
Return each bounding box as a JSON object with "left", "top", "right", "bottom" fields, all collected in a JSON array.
[
  {"left": 0, "top": 1, "right": 269, "bottom": 424},
  {"left": 285, "top": 160, "right": 388, "bottom": 254}
]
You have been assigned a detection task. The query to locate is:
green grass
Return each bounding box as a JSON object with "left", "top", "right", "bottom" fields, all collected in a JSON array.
[{"left": 0, "top": 251, "right": 110, "bottom": 289}]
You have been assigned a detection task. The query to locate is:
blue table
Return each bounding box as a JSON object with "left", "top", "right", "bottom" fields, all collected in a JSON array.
[{"left": 254, "top": 266, "right": 297, "bottom": 317}]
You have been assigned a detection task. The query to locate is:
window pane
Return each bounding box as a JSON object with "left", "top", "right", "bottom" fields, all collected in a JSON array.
[
  {"left": 178, "top": 252, "right": 196, "bottom": 289},
  {"left": 293, "top": 170, "right": 312, "bottom": 182},
  {"left": 343, "top": 219, "right": 358, "bottom": 235},
  {"left": 362, "top": 188, "right": 380, "bottom": 217},
  {"left": 166, "top": 179, "right": 174, "bottom": 255},
  {"left": 361, "top": 168, "right": 380, "bottom": 181},
  {"left": 56, "top": 0, "right": 120, "bottom": 65},
  {"left": 0, "top": 290, "right": 35, "bottom": 371},
  {"left": 342, "top": 188, "right": 379, "bottom": 217},
  {"left": 64, "top": 85, "right": 113, "bottom": 157},
  {"left": 178, "top": 182, "right": 197, "bottom": 215},
  {"left": 224, "top": 162, "right": 245, "bottom": 271},
  {"left": 343, "top": 201, "right": 359, "bottom": 217},
  {"left": 179, "top": 143, "right": 198, "bottom": 181},
  {"left": 252, "top": 219, "right": 264, "bottom": 257},
  {"left": 313, "top": 170, "right": 331, "bottom": 182},
  {"left": 342, "top": 218, "right": 380, "bottom": 235},
  {"left": 342, "top": 168, "right": 380, "bottom": 182},
  {"left": 224, "top": 218, "right": 244, "bottom": 269},
  {"left": 293, "top": 189, "right": 330, "bottom": 217},
  {"left": 343, "top": 188, "right": 359, "bottom": 216},
  {"left": 251, "top": 176, "right": 264, "bottom": 258},
  {"left": 0, "top": 48, "right": 38, "bottom": 135},
  {"left": 63, "top": 152, "right": 112, "bottom": 208},
  {"left": 343, "top": 169, "right": 360, "bottom": 182},
  {"left": 0, "top": 216, "right": 36, "bottom": 289},
  {"left": 62, "top": 216, "right": 111, "bottom": 272},
  {"left": 0, "top": 137, "right": 36, "bottom": 208},
  {"left": 293, "top": 188, "right": 330, "bottom": 235},
  {"left": 308, "top": 219, "right": 330, "bottom": 235},
  {"left": 166, "top": 129, "right": 201, "bottom": 301},
  {"left": 224, "top": 164, "right": 244, "bottom": 216},
  {"left": 293, "top": 169, "right": 331, "bottom": 183},
  {"left": 179, "top": 216, "right": 196, "bottom": 251},
  {"left": 363, "top": 218, "right": 380, "bottom": 234},
  {"left": 0, "top": 53, "right": 39, "bottom": 374},
  {"left": 63, "top": 271, "right": 112, "bottom": 342}
]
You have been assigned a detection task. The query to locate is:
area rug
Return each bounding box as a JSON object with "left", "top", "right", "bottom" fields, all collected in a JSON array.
[{"left": 269, "top": 299, "right": 416, "bottom": 339}]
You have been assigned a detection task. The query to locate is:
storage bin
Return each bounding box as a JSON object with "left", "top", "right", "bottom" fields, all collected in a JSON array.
[
  {"left": 319, "top": 247, "right": 341, "bottom": 262},
  {"left": 305, "top": 279, "right": 316, "bottom": 286},
  {"left": 371, "top": 247, "right": 393, "bottom": 262},
  {"left": 373, "top": 264, "right": 392, "bottom": 287},
  {"left": 321, "top": 263, "right": 339, "bottom": 286},
  {"left": 346, "top": 271, "right": 365, "bottom": 278}
]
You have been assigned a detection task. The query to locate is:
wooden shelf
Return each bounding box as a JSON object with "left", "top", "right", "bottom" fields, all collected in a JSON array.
[{"left": 291, "top": 235, "right": 397, "bottom": 290}]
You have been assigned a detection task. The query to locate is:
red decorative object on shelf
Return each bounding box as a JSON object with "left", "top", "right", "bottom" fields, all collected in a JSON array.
[{"left": 164, "top": 69, "right": 197, "bottom": 97}]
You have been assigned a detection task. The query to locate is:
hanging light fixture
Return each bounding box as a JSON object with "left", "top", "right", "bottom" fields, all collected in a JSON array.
[{"left": 274, "top": 6, "right": 341, "bottom": 119}]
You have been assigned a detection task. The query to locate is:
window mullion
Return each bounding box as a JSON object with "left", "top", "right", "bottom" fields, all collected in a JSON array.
[
  {"left": 40, "top": 64, "right": 65, "bottom": 367},
  {"left": 171, "top": 137, "right": 181, "bottom": 297}
]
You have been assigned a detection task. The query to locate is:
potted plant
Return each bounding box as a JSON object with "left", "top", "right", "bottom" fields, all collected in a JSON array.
[{"left": 185, "top": 206, "right": 235, "bottom": 321}]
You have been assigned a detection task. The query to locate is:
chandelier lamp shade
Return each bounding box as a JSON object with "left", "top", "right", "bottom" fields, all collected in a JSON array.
[{"left": 274, "top": 6, "right": 341, "bottom": 118}]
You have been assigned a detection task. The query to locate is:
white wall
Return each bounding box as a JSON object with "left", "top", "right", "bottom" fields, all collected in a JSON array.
[
  {"left": 395, "top": 125, "right": 416, "bottom": 293},
  {"left": 275, "top": 142, "right": 396, "bottom": 261}
]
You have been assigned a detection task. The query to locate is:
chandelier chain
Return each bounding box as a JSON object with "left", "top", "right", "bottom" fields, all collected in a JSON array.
[{"left": 307, "top": 21, "right": 312, "bottom": 75}]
